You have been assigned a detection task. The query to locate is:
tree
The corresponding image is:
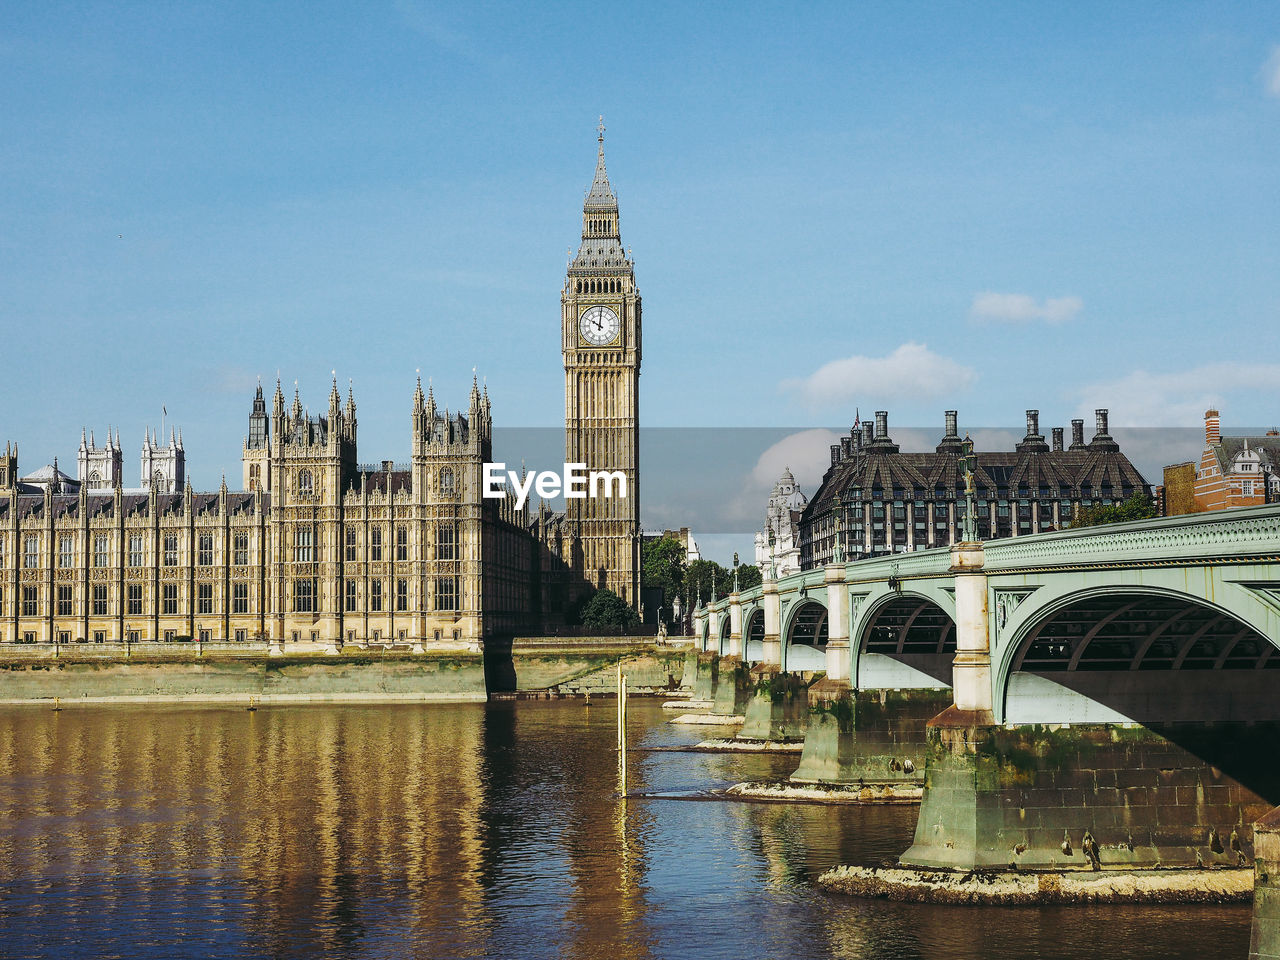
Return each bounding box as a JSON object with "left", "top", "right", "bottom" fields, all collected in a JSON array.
[
  {"left": 686, "top": 559, "right": 732, "bottom": 605},
  {"left": 1071, "top": 491, "right": 1158, "bottom": 528},
  {"left": 736, "top": 563, "right": 763, "bottom": 591},
  {"left": 641, "top": 535, "right": 686, "bottom": 599},
  {"left": 580, "top": 588, "right": 640, "bottom": 629}
]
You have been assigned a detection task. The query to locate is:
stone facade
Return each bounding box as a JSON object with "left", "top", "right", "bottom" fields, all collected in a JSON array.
[
  {"left": 0, "top": 377, "right": 543, "bottom": 648},
  {"left": 561, "top": 121, "right": 641, "bottom": 608},
  {"left": 800, "top": 408, "right": 1150, "bottom": 567},
  {"left": 0, "top": 129, "right": 647, "bottom": 647},
  {"left": 1165, "top": 408, "right": 1280, "bottom": 515},
  {"left": 754, "top": 467, "right": 807, "bottom": 577}
]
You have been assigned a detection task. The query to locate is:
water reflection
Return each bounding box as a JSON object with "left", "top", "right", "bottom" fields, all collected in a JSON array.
[{"left": 0, "top": 701, "right": 1253, "bottom": 960}]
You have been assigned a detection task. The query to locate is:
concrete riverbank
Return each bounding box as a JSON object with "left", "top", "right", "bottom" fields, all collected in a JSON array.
[{"left": 0, "top": 639, "right": 695, "bottom": 704}]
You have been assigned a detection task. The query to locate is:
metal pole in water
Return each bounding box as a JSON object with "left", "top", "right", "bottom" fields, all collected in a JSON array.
[{"left": 617, "top": 663, "right": 627, "bottom": 797}]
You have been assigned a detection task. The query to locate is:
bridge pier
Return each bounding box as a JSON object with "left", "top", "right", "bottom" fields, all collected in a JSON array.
[
  {"left": 728, "top": 591, "right": 742, "bottom": 659},
  {"left": 711, "top": 656, "right": 754, "bottom": 716},
  {"left": 761, "top": 579, "right": 781, "bottom": 666},
  {"left": 901, "top": 718, "right": 1277, "bottom": 871},
  {"left": 737, "top": 667, "right": 811, "bottom": 741},
  {"left": 691, "top": 651, "right": 719, "bottom": 701},
  {"left": 823, "top": 565, "right": 849, "bottom": 682},
  {"left": 1252, "top": 808, "right": 1280, "bottom": 960},
  {"left": 790, "top": 685, "right": 952, "bottom": 788}
]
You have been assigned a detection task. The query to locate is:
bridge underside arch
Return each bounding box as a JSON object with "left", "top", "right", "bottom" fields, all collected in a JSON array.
[
  {"left": 1003, "top": 590, "right": 1280, "bottom": 799},
  {"left": 858, "top": 595, "right": 955, "bottom": 689},
  {"left": 744, "top": 608, "right": 765, "bottom": 663},
  {"left": 718, "top": 610, "right": 732, "bottom": 655},
  {"left": 783, "top": 600, "right": 827, "bottom": 671}
]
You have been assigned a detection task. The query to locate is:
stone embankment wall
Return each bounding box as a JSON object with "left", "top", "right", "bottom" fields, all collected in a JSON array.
[
  {"left": 0, "top": 653, "right": 488, "bottom": 703},
  {"left": 0, "top": 640, "right": 696, "bottom": 704},
  {"left": 490, "top": 639, "right": 692, "bottom": 696}
]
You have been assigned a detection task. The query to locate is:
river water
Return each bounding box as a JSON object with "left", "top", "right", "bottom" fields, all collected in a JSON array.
[{"left": 0, "top": 700, "right": 1251, "bottom": 959}]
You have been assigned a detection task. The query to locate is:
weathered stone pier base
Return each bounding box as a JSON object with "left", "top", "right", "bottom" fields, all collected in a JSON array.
[
  {"left": 692, "top": 651, "right": 719, "bottom": 702},
  {"left": 736, "top": 668, "right": 811, "bottom": 741},
  {"left": 790, "top": 685, "right": 952, "bottom": 788},
  {"left": 902, "top": 710, "right": 1277, "bottom": 872},
  {"left": 711, "top": 657, "right": 754, "bottom": 717},
  {"left": 1252, "top": 808, "right": 1280, "bottom": 960}
]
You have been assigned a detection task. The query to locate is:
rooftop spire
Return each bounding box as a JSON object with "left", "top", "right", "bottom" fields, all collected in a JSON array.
[{"left": 584, "top": 114, "right": 616, "bottom": 211}]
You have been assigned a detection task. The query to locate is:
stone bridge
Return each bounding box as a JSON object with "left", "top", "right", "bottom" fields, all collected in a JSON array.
[{"left": 692, "top": 505, "right": 1280, "bottom": 880}]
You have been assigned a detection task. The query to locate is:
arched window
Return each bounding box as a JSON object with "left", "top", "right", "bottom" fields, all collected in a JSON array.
[
  {"left": 249, "top": 464, "right": 261, "bottom": 490},
  {"left": 297, "top": 469, "right": 313, "bottom": 497},
  {"left": 440, "top": 467, "right": 455, "bottom": 498}
]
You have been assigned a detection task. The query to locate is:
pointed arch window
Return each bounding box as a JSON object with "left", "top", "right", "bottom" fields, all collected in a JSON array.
[
  {"left": 297, "top": 469, "right": 313, "bottom": 498},
  {"left": 440, "top": 467, "right": 456, "bottom": 498}
]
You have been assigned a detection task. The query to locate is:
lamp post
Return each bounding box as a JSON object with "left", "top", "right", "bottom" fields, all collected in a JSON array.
[
  {"left": 960, "top": 433, "right": 979, "bottom": 544},
  {"left": 767, "top": 530, "right": 777, "bottom": 581},
  {"left": 732, "top": 551, "right": 739, "bottom": 593}
]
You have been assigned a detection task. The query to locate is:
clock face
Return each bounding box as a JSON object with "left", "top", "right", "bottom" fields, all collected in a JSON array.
[{"left": 579, "top": 304, "right": 621, "bottom": 346}]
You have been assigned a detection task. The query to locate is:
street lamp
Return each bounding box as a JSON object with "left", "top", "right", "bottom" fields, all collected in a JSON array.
[
  {"left": 960, "top": 433, "right": 979, "bottom": 544},
  {"left": 732, "top": 551, "right": 739, "bottom": 592}
]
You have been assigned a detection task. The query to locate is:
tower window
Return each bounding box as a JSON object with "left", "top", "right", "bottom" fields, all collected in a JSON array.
[
  {"left": 164, "top": 535, "right": 178, "bottom": 567},
  {"left": 234, "top": 533, "right": 249, "bottom": 566},
  {"left": 396, "top": 526, "right": 408, "bottom": 561},
  {"left": 232, "top": 582, "right": 248, "bottom": 614},
  {"left": 128, "top": 584, "right": 143, "bottom": 615},
  {"left": 370, "top": 528, "right": 382, "bottom": 561},
  {"left": 198, "top": 535, "right": 213, "bottom": 566},
  {"left": 440, "top": 468, "right": 455, "bottom": 498},
  {"left": 370, "top": 579, "right": 383, "bottom": 612},
  {"left": 59, "top": 536, "right": 73, "bottom": 568},
  {"left": 297, "top": 470, "right": 313, "bottom": 498},
  {"left": 130, "top": 535, "right": 145, "bottom": 567},
  {"left": 95, "top": 536, "right": 110, "bottom": 568},
  {"left": 292, "top": 579, "right": 314, "bottom": 613}
]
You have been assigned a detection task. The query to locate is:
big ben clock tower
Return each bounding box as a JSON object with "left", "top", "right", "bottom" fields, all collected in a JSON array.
[{"left": 563, "top": 118, "right": 641, "bottom": 608}]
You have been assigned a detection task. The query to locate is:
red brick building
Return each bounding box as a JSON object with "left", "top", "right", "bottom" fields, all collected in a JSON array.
[{"left": 1163, "top": 410, "right": 1280, "bottom": 514}]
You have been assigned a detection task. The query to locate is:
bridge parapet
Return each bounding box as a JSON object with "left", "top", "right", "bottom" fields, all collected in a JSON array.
[{"left": 982, "top": 504, "right": 1280, "bottom": 571}]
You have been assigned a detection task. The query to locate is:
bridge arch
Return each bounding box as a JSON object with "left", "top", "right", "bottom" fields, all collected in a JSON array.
[
  {"left": 743, "top": 606, "right": 765, "bottom": 663},
  {"left": 996, "top": 584, "right": 1280, "bottom": 727},
  {"left": 781, "top": 597, "right": 828, "bottom": 671},
  {"left": 855, "top": 590, "right": 956, "bottom": 690},
  {"left": 717, "top": 606, "right": 733, "bottom": 655}
]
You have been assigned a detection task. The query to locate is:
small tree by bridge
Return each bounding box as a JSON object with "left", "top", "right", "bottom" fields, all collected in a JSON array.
[{"left": 1071, "top": 491, "right": 1158, "bottom": 528}]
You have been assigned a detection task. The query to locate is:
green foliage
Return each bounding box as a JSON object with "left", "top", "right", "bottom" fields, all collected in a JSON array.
[
  {"left": 641, "top": 535, "right": 686, "bottom": 599},
  {"left": 579, "top": 588, "right": 640, "bottom": 629},
  {"left": 686, "top": 559, "right": 732, "bottom": 603},
  {"left": 736, "top": 564, "right": 762, "bottom": 591},
  {"left": 1070, "top": 491, "right": 1158, "bottom": 528}
]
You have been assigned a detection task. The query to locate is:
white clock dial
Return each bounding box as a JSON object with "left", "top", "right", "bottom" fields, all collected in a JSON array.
[{"left": 579, "top": 304, "right": 621, "bottom": 346}]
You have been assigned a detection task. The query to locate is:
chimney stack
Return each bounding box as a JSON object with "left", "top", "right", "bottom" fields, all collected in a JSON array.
[
  {"left": 1205, "top": 409, "right": 1221, "bottom": 445},
  {"left": 862, "top": 421, "right": 874, "bottom": 446},
  {"left": 1095, "top": 408, "right": 1110, "bottom": 438},
  {"left": 1052, "top": 427, "right": 1064, "bottom": 451},
  {"left": 874, "top": 410, "right": 888, "bottom": 439},
  {"left": 945, "top": 410, "right": 958, "bottom": 438},
  {"left": 1026, "top": 409, "right": 1040, "bottom": 437},
  {"left": 1070, "top": 419, "right": 1085, "bottom": 449}
]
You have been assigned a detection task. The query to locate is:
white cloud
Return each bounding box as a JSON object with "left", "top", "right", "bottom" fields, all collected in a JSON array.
[
  {"left": 780, "top": 342, "right": 976, "bottom": 410},
  {"left": 1265, "top": 45, "right": 1280, "bottom": 99},
  {"left": 970, "top": 292, "right": 1082, "bottom": 324},
  {"left": 1072, "top": 362, "right": 1280, "bottom": 427}
]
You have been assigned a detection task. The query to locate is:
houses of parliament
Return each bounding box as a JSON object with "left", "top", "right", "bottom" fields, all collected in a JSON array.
[{"left": 0, "top": 128, "right": 642, "bottom": 647}]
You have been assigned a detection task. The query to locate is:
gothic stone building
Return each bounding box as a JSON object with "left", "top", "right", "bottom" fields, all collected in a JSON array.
[
  {"left": 0, "top": 377, "right": 542, "bottom": 647},
  {"left": 0, "top": 129, "right": 642, "bottom": 645},
  {"left": 798, "top": 408, "right": 1150, "bottom": 569}
]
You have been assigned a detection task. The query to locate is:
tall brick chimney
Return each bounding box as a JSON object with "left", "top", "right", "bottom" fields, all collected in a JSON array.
[
  {"left": 1070, "top": 419, "right": 1085, "bottom": 450},
  {"left": 1052, "top": 427, "right": 1064, "bottom": 451},
  {"left": 945, "top": 410, "right": 958, "bottom": 438},
  {"left": 1205, "top": 409, "right": 1220, "bottom": 445}
]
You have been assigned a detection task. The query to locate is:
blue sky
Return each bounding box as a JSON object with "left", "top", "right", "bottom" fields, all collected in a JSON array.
[{"left": 3, "top": 2, "right": 1279, "bottom": 547}]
